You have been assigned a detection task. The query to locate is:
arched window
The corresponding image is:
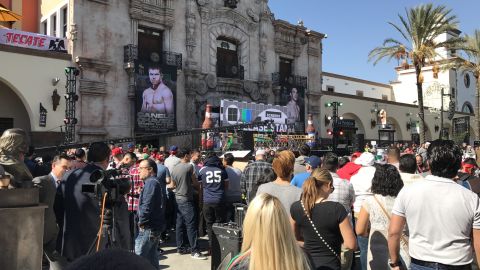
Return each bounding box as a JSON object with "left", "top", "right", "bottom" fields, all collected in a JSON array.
[
  {"left": 217, "top": 37, "right": 241, "bottom": 79},
  {"left": 462, "top": 102, "right": 474, "bottom": 114}
]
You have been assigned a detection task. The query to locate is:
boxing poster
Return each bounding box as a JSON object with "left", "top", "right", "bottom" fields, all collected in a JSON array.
[
  {"left": 135, "top": 62, "right": 177, "bottom": 133},
  {"left": 278, "top": 77, "right": 306, "bottom": 133}
]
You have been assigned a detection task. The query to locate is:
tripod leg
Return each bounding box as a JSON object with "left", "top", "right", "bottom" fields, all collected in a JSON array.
[{"left": 86, "top": 234, "right": 100, "bottom": 255}]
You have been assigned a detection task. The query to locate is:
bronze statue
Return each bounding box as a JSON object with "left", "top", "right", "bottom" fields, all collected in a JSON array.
[
  {"left": 52, "top": 89, "right": 60, "bottom": 111},
  {"left": 0, "top": 128, "right": 33, "bottom": 188}
]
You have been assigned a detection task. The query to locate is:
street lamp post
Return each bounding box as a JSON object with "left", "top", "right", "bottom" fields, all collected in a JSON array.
[{"left": 439, "top": 88, "right": 451, "bottom": 140}]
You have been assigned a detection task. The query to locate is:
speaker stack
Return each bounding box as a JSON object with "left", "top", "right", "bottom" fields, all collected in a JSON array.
[
  {"left": 210, "top": 204, "right": 247, "bottom": 270},
  {"left": 353, "top": 133, "right": 365, "bottom": 152}
]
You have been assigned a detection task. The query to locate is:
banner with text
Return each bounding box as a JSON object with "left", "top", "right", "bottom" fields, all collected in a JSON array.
[
  {"left": 135, "top": 62, "right": 177, "bottom": 133},
  {"left": 220, "top": 99, "right": 294, "bottom": 133},
  {"left": 0, "top": 28, "right": 66, "bottom": 52}
]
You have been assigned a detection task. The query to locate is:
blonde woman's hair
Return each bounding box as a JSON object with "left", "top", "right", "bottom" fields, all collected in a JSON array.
[
  {"left": 241, "top": 193, "right": 310, "bottom": 270},
  {"left": 301, "top": 168, "right": 333, "bottom": 217}
]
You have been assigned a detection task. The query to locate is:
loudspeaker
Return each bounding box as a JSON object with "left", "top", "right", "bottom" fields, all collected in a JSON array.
[
  {"left": 211, "top": 223, "right": 243, "bottom": 270},
  {"left": 233, "top": 203, "right": 247, "bottom": 228},
  {"left": 353, "top": 134, "right": 365, "bottom": 152},
  {"left": 240, "top": 131, "right": 254, "bottom": 151}
]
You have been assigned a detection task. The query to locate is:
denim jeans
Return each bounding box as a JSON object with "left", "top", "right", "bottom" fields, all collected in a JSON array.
[
  {"left": 176, "top": 200, "right": 199, "bottom": 253},
  {"left": 410, "top": 261, "right": 471, "bottom": 270},
  {"left": 357, "top": 235, "right": 369, "bottom": 270},
  {"left": 135, "top": 229, "right": 160, "bottom": 269},
  {"left": 410, "top": 262, "right": 435, "bottom": 270},
  {"left": 203, "top": 203, "right": 226, "bottom": 247}
]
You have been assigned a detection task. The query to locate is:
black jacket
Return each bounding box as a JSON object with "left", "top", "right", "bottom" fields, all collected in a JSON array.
[
  {"left": 138, "top": 176, "right": 166, "bottom": 231},
  {"left": 59, "top": 164, "right": 131, "bottom": 261}
]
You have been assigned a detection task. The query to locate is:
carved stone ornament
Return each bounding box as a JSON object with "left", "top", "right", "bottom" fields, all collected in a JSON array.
[
  {"left": 196, "top": 79, "right": 208, "bottom": 95},
  {"left": 244, "top": 81, "right": 260, "bottom": 101},
  {"left": 247, "top": 8, "right": 259, "bottom": 22},
  {"left": 205, "top": 73, "right": 217, "bottom": 89},
  {"left": 250, "top": 88, "right": 261, "bottom": 101},
  {"left": 243, "top": 80, "right": 256, "bottom": 94}
]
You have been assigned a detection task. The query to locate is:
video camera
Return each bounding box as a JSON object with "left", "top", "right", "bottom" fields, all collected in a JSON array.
[{"left": 82, "top": 168, "right": 131, "bottom": 206}]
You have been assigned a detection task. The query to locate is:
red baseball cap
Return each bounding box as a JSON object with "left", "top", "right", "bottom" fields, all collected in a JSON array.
[
  {"left": 111, "top": 147, "right": 123, "bottom": 156},
  {"left": 352, "top": 152, "right": 362, "bottom": 158}
]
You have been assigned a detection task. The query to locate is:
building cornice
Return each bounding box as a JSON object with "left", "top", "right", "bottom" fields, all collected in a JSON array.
[
  {"left": 322, "top": 90, "right": 474, "bottom": 116},
  {"left": 322, "top": 72, "right": 392, "bottom": 89}
]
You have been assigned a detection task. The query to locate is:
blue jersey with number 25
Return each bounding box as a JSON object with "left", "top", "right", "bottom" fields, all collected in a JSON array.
[{"left": 198, "top": 166, "right": 229, "bottom": 204}]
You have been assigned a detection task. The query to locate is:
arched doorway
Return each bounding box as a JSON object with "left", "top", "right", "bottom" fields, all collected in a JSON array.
[
  {"left": 387, "top": 117, "right": 403, "bottom": 141},
  {"left": 342, "top": 113, "right": 366, "bottom": 135},
  {"left": 0, "top": 80, "right": 31, "bottom": 134},
  {"left": 337, "top": 112, "right": 365, "bottom": 149}
]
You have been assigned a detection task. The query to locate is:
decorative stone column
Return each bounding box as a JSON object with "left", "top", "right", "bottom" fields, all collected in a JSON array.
[{"left": 76, "top": 57, "right": 111, "bottom": 142}]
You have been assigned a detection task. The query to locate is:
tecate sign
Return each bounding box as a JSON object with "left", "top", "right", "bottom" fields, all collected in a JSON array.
[{"left": 0, "top": 28, "right": 66, "bottom": 52}]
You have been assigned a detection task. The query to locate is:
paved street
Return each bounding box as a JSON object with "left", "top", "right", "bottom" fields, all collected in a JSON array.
[{"left": 159, "top": 236, "right": 210, "bottom": 270}]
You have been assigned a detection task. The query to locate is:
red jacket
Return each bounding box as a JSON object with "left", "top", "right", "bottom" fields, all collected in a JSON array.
[{"left": 337, "top": 162, "right": 361, "bottom": 180}]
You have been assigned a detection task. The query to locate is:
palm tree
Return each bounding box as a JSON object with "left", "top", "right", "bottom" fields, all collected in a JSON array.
[
  {"left": 455, "top": 30, "right": 480, "bottom": 140},
  {"left": 369, "top": 4, "right": 463, "bottom": 144}
]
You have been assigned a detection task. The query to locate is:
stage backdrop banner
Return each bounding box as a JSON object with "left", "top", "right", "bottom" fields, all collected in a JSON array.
[
  {"left": 135, "top": 62, "right": 177, "bottom": 133},
  {"left": 220, "top": 99, "right": 294, "bottom": 133}
]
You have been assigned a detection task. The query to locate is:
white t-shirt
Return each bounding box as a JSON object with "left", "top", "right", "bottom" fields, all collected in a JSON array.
[
  {"left": 392, "top": 174, "right": 480, "bottom": 265},
  {"left": 350, "top": 166, "right": 376, "bottom": 213}
]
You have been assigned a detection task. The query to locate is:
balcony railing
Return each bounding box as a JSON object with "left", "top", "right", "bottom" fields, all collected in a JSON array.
[
  {"left": 218, "top": 65, "right": 244, "bottom": 80},
  {"left": 162, "top": 51, "right": 182, "bottom": 70},
  {"left": 271, "top": 72, "right": 308, "bottom": 88},
  {"left": 123, "top": 45, "right": 182, "bottom": 70}
]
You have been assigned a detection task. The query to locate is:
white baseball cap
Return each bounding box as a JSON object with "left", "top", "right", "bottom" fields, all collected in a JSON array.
[{"left": 255, "top": 149, "right": 266, "bottom": 156}]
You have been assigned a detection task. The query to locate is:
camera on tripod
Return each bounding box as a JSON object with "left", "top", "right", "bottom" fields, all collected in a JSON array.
[{"left": 82, "top": 168, "right": 131, "bottom": 206}]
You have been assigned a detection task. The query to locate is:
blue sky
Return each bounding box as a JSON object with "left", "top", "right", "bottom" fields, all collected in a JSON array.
[{"left": 269, "top": 1, "right": 480, "bottom": 84}]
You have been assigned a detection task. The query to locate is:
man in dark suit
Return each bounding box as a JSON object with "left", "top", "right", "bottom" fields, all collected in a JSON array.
[
  {"left": 59, "top": 142, "right": 131, "bottom": 263},
  {"left": 32, "top": 154, "right": 70, "bottom": 269}
]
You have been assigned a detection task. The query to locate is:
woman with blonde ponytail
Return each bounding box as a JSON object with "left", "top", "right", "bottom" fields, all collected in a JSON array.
[
  {"left": 291, "top": 168, "right": 357, "bottom": 270},
  {"left": 227, "top": 193, "right": 311, "bottom": 270}
]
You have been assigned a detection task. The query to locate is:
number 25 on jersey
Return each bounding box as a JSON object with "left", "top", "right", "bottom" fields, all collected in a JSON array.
[{"left": 205, "top": 171, "right": 222, "bottom": 183}]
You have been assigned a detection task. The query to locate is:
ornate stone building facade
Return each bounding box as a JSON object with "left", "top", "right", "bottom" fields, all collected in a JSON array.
[{"left": 41, "top": 0, "right": 325, "bottom": 143}]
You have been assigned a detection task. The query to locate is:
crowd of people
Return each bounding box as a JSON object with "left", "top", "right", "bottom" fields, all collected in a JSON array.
[{"left": 20, "top": 139, "right": 480, "bottom": 270}]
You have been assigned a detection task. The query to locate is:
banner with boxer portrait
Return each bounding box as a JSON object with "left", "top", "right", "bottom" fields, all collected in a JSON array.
[
  {"left": 278, "top": 76, "right": 306, "bottom": 133},
  {"left": 135, "top": 61, "right": 177, "bottom": 133}
]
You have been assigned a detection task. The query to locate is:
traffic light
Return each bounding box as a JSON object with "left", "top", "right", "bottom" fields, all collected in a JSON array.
[
  {"left": 327, "top": 129, "right": 333, "bottom": 136},
  {"left": 339, "top": 129, "right": 344, "bottom": 136},
  {"left": 325, "top": 102, "right": 332, "bottom": 107}
]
